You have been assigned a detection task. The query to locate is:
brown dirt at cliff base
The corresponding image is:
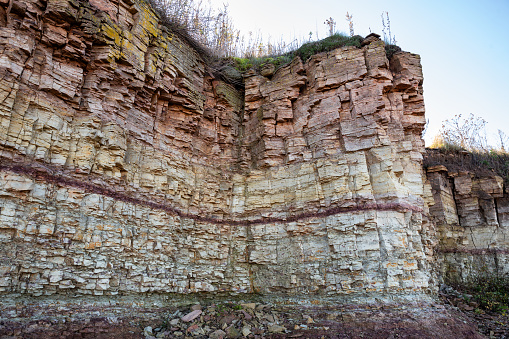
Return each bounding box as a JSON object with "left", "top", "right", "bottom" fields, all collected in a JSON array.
[
  {"left": 0, "top": 303, "right": 484, "bottom": 339},
  {"left": 441, "top": 288, "right": 509, "bottom": 338}
]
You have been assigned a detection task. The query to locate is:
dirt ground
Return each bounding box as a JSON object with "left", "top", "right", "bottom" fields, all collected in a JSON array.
[{"left": 0, "top": 298, "right": 492, "bottom": 338}]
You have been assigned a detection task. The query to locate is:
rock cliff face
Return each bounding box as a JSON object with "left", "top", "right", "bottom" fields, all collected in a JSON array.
[
  {"left": 0, "top": 0, "right": 433, "bottom": 308},
  {"left": 425, "top": 151, "right": 509, "bottom": 283}
]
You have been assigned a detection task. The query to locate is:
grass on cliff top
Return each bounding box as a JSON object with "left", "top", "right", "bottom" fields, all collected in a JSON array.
[
  {"left": 230, "top": 33, "right": 401, "bottom": 74},
  {"left": 231, "top": 55, "right": 294, "bottom": 73},
  {"left": 145, "top": 0, "right": 402, "bottom": 85},
  {"left": 230, "top": 33, "right": 365, "bottom": 73},
  {"left": 292, "top": 33, "right": 363, "bottom": 62},
  {"left": 424, "top": 147, "right": 509, "bottom": 183},
  {"left": 217, "top": 33, "right": 367, "bottom": 85}
]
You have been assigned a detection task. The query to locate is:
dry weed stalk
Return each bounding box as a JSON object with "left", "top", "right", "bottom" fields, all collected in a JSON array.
[
  {"left": 381, "top": 11, "right": 396, "bottom": 45},
  {"left": 434, "top": 114, "right": 488, "bottom": 151},
  {"left": 148, "top": 0, "right": 298, "bottom": 59},
  {"left": 345, "top": 12, "right": 354, "bottom": 37},
  {"left": 324, "top": 17, "right": 336, "bottom": 37}
]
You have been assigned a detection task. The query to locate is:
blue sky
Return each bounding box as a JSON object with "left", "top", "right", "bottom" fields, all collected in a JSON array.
[{"left": 208, "top": 0, "right": 509, "bottom": 146}]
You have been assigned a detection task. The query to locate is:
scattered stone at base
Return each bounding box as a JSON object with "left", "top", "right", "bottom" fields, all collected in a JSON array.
[
  {"left": 241, "top": 325, "right": 252, "bottom": 336},
  {"left": 225, "top": 324, "right": 241, "bottom": 338},
  {"left": 100, "top": 299, "right": 485, "bottom": 339},
  {"left": 241, "top": 303, "right": 256, "bottom": 309},
  {"left": 209, "top": 329, "right": 226, "bottom": 339},
  {"left": 191, "top": 304, "right": 202, "bottom": 311},
  {"left": 240, "top": 309, "right": 252, "bottom": 320},
  {"left": 268, "top": 324, "right": 287, "bottom": 333},
  {"left": 181, "top": 309, "right": 202, "bottom": 322},
  {"left": 256, "top": 304, "right": 270, "bottom": 312},
  {"left": 143, "top": 326, "right": 153, "bottom": 336},
  {"left": 186, "top": 323, "right": 199, "bottom": 333}
]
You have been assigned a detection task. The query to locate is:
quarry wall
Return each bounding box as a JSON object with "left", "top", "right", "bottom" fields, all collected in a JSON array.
[
  {"left": 0, "top": 0, "right": 436, "bottom": 306},
  {"left": 425, "top": 151, "right": 509, "bottom": 284}
]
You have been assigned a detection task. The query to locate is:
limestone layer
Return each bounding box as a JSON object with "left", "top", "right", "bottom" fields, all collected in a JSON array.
[
  {"left": 0, "top": 0, "right": 433, "bottom": 299},
  {"left": 425, "top": 155, "right": 509, "bottom": 283}
]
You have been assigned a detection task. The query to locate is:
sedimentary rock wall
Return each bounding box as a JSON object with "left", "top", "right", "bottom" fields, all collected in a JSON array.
[
  {"left": 425, "top": 151, "right": 509, "bottom": 283},
  {"left": 0, "top": 0, "right": 433, "bottom": 302}
]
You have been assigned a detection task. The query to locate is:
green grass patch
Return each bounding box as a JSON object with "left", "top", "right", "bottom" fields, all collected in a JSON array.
[
  {"left": 385, "top": 43, "right": 402, "bottom": 60},
  {"left": 291, "top": 33, "right": 363, "bottom": 62},
  {"left": 232, "top": 55, "right": 293, "bottom": 73},
  {"left": 456, "top": 276, "right": 509, "bottom": 313},
  {"left": 229, "top": 33, "right": 381, "bottom": 75}
]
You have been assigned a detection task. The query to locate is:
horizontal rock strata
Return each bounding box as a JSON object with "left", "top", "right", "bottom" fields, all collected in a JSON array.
[
  {"left": 425, "top": 158, "right": 509, "bottom": 283},
  {"left": 0, "top": 0, "right": 433, "bottom": 305},
  {"left": 426, "top": 150, "right": 509, "bottom": 283}
]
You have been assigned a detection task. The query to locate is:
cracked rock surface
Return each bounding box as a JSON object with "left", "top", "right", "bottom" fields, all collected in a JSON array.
[
  {"left": 425, "top": 154, "right": 509, "bottom": 284},
  {"left": 0, "top": 0, "right": 433, "bottom": 300},
  {"left": 0, "top": 0, "right": 470, "bottom": 336}
]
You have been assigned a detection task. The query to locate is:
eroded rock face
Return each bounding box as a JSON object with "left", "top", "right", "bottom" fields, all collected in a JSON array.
[
  {"left": 0, "top": 0, "right": 433, "bottom": 306},
  {"left": 426, "top": 159, "right": 509, "bottom": 283}
]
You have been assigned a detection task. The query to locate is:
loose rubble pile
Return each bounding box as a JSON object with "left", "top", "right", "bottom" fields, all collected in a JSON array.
[
  {"left": 143, "top": 302, "right": 295, "bottom": 339},
  {"left": 0, "top": 298, "right": 488, "bottom": 338},
  {"left": 137, "top": 300, "right": 486, "bottom": 339},
  {"left": 440, "top": 284, "right": 509, "bottom": 338}
]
